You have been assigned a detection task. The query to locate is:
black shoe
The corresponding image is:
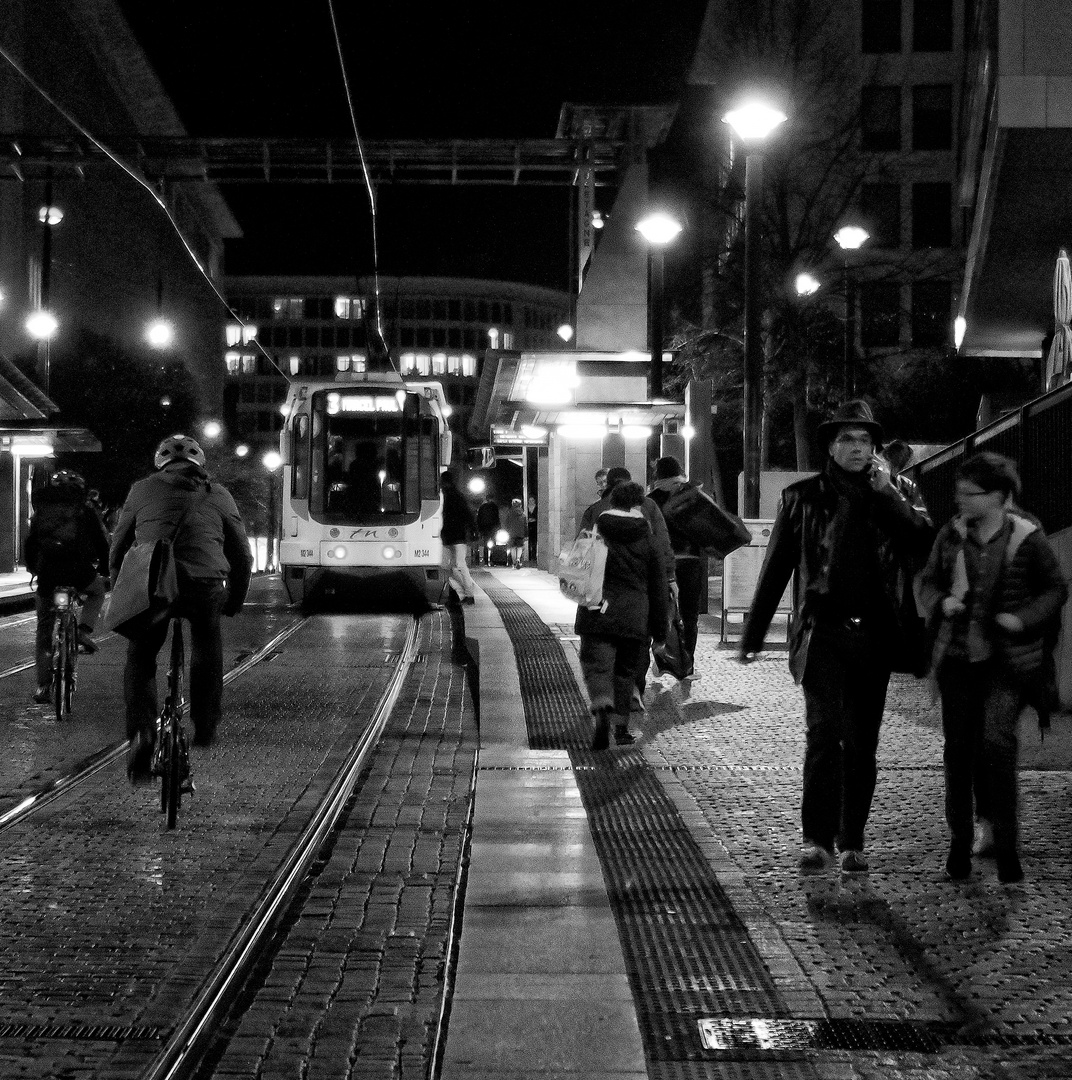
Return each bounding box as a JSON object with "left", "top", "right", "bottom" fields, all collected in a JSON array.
[
  {"left": 945, "top": 848, "right": 972, "bottom": 880},
  {"left": 997, "top": 853, "right": 1024, "bottom": 884},
  {"left": 614, "top": 724, "right": 636, "bottom": 746},
  {"left": 591, "top": 709, "right": 611, "bottom": 751},
  {"left": 127, "top": 732, "right": 155, "bottom": 785},
  {"left": 32, "top": 685, "right": 51, "bottom": 705}
]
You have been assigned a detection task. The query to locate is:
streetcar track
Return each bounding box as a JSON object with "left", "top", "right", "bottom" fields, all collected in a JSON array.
[
  {"left": 0, "top": 616, "right": 309, "bottom": 833},
  {"left": 143, "top": 615, "right": 421, "bottom": 1080}
]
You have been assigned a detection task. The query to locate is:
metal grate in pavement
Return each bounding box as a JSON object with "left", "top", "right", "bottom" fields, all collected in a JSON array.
[{"left": 0, "top": 1022, "right": 163, "bottom": 1041}]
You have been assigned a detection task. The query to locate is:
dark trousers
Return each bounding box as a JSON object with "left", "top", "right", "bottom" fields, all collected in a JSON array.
[
  {"left": 34, "top": 574, "right": 107, "bottom": 687},
  {"left": 580, "top": 635, "right": 645, "bottom": 718},
  {"left": 937, "top": 658, "right": 1023, "bottom": 858},
  {"left": 800, "top": 622, "right": 891, "bottom": 852},
  {"left": 674, "top": 557, "right": 704, "bottom": 661},
  {"left": 123, "top": 580, "right": 227, "bottom": 742}
]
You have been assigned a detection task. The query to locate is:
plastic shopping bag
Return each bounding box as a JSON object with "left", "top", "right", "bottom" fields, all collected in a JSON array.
[{"left": 556, "top": 530, "right": 608, "bottom": 608}]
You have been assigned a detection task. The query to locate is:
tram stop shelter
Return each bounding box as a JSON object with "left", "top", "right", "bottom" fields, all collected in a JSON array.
[{"left": 469, "top": 349, "right": 686, "bottom": 570}]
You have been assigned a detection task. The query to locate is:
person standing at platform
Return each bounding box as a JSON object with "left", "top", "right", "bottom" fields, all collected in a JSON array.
[
  {"left": 738, "top": 400, "right": 934, "bottom": 875},
  {"left": 919, "top": 452, "right": 1067, "bottom": 884},
  {"left": 439, "top": 472, "right": 477, "bottom": 605},
  {"left": 475, "top": 495, "right": 500, "bottom": 566},
  {"left": 503, "top": 498, "right": 528, "bottom": 568},
  {"left": 576, "top": 482, "right": 668, "bottom": 750},
  {"left": 526, "top": 495, "right": 538, "bottom": 564}
]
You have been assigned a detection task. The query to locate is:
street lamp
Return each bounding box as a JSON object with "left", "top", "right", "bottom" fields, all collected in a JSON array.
[
  {"left": 833, "top": 225, "right": 869, "bottom": 397},
  {"left": 34, "top": 186, "right": 63, "bottom": 395},
  {"left": 262, "top": 450, "right": 282, "bottom": 573},
  {"left": 635, "top": 211, "right": 683, "bottom": 400},
  {"left": 722, "top": 102, "right": 787, "bottom": 519}
]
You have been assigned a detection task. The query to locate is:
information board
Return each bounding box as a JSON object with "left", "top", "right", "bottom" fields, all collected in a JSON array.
[{"left": 721, "top": 519, "right": 792, "bottom": 639}]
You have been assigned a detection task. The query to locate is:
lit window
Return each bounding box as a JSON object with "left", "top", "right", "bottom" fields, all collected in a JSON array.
[
  {"left": 225, "top": 351, "right": 240, "bottom": 374},
  {"left": 400, "top": 352, "right": 416, "bottom": 375},
  {"left": 288, "top": 355, "right": 301, "bottom": 376},
  {"left": 415, "top": 353, "right": 431, "bottom": 376},
  {"left": 272, "top": 297, "right": 303, "bottom": 320},
  {"left": 432, "top": 352, "right": 447, "bottom": 374},
  {"left": 447, "top": 354, "right": 461, "bottom": 375},
  {"left": 226, "top": 323, "right": 242, "bottom": 347},
  {"left": 336, "top": 355, "right": 351, "bottom": 372},
  {"left": 240, "top": 354, "right": 256, "bottom": 374},
  {"left": 334, "top": 296, "right": 366, "bottom": 320},
  {"left": 352, "top": 353, "right": 366, "bottom": 372},
  {"left": 462, "top": 354, "right": 476, "bottom": 377},
  {"left": 502, "top": 331, "right": 513, "bottom": 349}
]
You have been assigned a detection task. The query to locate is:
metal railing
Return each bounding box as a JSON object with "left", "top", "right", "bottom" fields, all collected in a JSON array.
[{"left": 914, "top": 380, "right": 1072, "bottom": 532}]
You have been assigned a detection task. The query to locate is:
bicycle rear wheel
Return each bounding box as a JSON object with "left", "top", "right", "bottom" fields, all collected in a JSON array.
[
  {"left": 160, "top": 620, "right": 185, "bottom": 829},
  {"left": 62, "top": 616, "right": 77, "bottom": 717},
  {"left": 164, "top": 722, "right": 180, "bottom": 829},
  {"left": 52, "top": 614, "right": 73, "bottom": 722}
]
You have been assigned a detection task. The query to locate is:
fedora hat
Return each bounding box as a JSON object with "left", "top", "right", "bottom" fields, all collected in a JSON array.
[{"left": 817, "top": 398, "right": 884, "bottom": 447}]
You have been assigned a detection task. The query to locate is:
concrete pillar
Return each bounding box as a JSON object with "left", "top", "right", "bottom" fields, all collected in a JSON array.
[
  {"left": 0, "top": 455, "right": 14, "bottom": 573},
  {"left": 601, "top": 432, "right": 625, "bottom": 468}
]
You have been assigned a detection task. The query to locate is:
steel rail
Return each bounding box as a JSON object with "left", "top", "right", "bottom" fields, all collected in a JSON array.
[
  {"left": 0, "top": 617, "right": 308, "bottom": 833},
  {"left": 142, "top": 615, "right": 420, "bottom": 1080}
]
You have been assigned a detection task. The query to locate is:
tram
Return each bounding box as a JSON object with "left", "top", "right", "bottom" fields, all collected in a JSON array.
[{"left": 277, "top": 370, "right": 452, "bottom": 606}]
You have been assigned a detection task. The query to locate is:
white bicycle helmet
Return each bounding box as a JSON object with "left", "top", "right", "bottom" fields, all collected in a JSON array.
[{"left": 154, "top": 433, "right": 206, "bottom": 470}]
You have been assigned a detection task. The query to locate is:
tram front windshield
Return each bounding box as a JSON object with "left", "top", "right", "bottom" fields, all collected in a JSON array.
[{"left": 311, "top": 390, "right": 438, "bottom": 523}]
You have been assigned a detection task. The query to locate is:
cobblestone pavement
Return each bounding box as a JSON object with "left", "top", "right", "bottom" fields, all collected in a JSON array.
[{"left": 628, "top": 620, "right": 1072, "bottom": 1079}]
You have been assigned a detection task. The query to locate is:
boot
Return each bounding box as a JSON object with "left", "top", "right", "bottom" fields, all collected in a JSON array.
[{"left": 591, "top": 707, "right": 611, "bottom": 751}]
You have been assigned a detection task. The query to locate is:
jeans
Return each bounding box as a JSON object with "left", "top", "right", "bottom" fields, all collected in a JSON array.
[
  {"left": 442, "top": 542, "right": 476, "bottom": 600},
  {"left": 674, "top": 557, "right": 704, "bottom": 662},
  {"left": 580, "top": 634, "right": 645, "bottom": 718},
  {"left": 123, "top": 580, "right": 227, "bottom": 742},
  {"left": 800, "top": 621, "right": 891, "bottom": 852},
  {"left": 34, "top": 574, "right": 107, "bottom": 687},
  {"left": 937, "top": 658, "right": 1023, "bottom": 858}
]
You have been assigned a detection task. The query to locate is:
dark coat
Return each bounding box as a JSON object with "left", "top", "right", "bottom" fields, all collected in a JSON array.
[
  {"left": 579, "top": 492, "right": 676, "bottom": 581},
  {"left": 574, "top": 509, "right": 669, "bottom": 642},
  {"left": 647, "top": 477, "right": 702, "bottom": 558},
  {"left": 741, "top": 465, "right": 935, "bottom": 681},
  {"left": 440, "top": 487, "right": 476, "bottom": 545},
  {"left": 476, "top": 500, "right": 500, "bottom": 538},
  {"left": 24, "top": 487, "right": 111, "bottom": 591},
  {"left": 503, "top": 506, "right": 527, "bottom": 542},
  {"left": 919, "top": 512, "right": 1068, "bottom": 684},
  {"left": 110, "top": 462, "right": 253, "bottom": 614}
]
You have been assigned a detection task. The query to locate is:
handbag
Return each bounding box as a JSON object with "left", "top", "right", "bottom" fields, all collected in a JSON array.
[
  {"left": 105, "top": 490, "right": 206, "bottom": 638},
  {"left": 556, "top": 529, "right": 608, "bottom": 608},
  {"left": 651, "top": 596, "right": 693, "bottom": 680},
  {"left": 659, "top": 484, "right": 751, "bottom": 558}
]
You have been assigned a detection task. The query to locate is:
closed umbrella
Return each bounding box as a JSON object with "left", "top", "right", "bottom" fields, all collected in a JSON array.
[{"left": 1045, "top": 248, "right": 1072, "bottom": 391}]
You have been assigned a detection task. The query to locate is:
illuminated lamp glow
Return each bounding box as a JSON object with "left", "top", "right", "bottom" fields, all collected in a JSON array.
[
  {"left": 681, "top": 424, "right": 696, "bottom": 441},
  {"left": 591, "top": 210, "right": 604, "bottom": 229},
  {"left": 146, "top": 318, "right": 174, "bottom": 348},
  {"left": 262, "top": 451, "right": 282, "bottom": 471},
  {"left": 556, "top": 323, "right": 574, "bottom": 342},
  {"left": 52, "top": 589, "right": 70, "bottom": 610},
  {"left": 10, "top": 441, "right": 54, "bottom": 457},
  {"left": 0, "top": 287, "right": 4, "bottom": 308},
  {"left": 795, "top": 272, "right": 821, "bottom": 296},
  {"left": 623, "top": 425, "right": 652, "bottom": 440},
  {"left": 235, "top": 444, "right": 250, "bottom": 458},
  {"left": 330, "top": 545, "right": 347, "bottom": 560},
  {"left": 635, "top": 212, "right": 683, "bottom": 246},
  {"left": 834, "top": 225, "right": 869, "bottom": 251},
  {"left": 202, "top": 420, "right": 222, "bottom": 439},
  {"left": 495, "top": 529, "right": 510, "bottom": 545},
  {"left": 382, "top": 546, "right": 401, "bottom": 560},
  {"left": 37, "top": 205, "right": 63, "bottom": 225},
  {"left": 557, "top": 424, "right": 607, "bottom": 440},
  {"left": 526, "top": 379, "right": 572, "bottom": 405},
  {"left": 521, "top": 425, "right": 547, "bottom": 440},
  {"left": 442, "top": 404, "right": 453, "bottom": 417},
  {"left": 26, "top": 310, "right": 58, "bottom": 339},
  {"left": 954, "top": 316, "right": 967, "bottom": 350},
  {"left": 467, "top": 477, "right": 486, "bottom": 495},
  {"left": 279, "top": 403, "right": 290, "bottom": 417},
  {"left": 722, "top": 103, "right": 787, "bottom": 142}
]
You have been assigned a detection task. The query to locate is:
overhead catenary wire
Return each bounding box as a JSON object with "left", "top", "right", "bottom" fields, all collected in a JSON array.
[
  {"left": 0, "top": 37, "right": 288, "bottom": 380},
  {"left": 326, "top": 0, "right": 398, "bottom": 375}
]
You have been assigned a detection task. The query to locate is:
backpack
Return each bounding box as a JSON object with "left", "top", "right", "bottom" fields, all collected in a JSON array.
[
  {"left": 659, "top": 484, "right": 751, "bottom": 558},
  {"left": 30, "top": 501, "right": 84, "bottom": 567}
]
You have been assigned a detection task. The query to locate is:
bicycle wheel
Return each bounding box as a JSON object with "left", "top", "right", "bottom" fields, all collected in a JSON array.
[
  {"left": 161, "top": 620, "right": 185, "bottom": 829},
  {"left": 165, "top": 718, "right": 180, "bottom": 829},
  {"left": 63, "top": 614, "right": 77, "bottom": 717},
  {"left": 52, "top": 614, "right": 68, "bottom": 723}
]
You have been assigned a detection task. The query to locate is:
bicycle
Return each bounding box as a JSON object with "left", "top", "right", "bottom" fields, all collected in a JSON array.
[
  {"left": 152, "top": 616, "right": 192, "bottom": 829},
  {"left": 49, "top": 586, "right": 82, "bottom": 722}
]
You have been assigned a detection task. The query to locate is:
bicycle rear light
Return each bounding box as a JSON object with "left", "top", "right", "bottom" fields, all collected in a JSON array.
[{"left": 53, "top": 591, "right": 70, "bottom": 610}]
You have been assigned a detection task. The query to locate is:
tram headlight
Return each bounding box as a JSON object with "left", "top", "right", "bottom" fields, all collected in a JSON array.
[
  {"left": 53, "top": 590, "right": 70, "bottom": 610},
  {"left": 329, "top": 545, "right": 347, "bottom": 560},
  {"left": 382, "top": 545, "right": 401, "bottom": 560}
]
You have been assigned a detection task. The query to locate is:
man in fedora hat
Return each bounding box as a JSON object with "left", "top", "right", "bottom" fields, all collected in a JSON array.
[{"left": 739, "top": 399, "right": 934, "bottom": 875}]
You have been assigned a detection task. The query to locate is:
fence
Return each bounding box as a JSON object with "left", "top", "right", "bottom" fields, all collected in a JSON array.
[{"left": 913, "top": 379, "right": 1072, "bottom": 532}]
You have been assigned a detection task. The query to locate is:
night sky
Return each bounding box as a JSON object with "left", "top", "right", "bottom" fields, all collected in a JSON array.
[{"left": 117, "top": 1, "right": 709, "bottom": 288}]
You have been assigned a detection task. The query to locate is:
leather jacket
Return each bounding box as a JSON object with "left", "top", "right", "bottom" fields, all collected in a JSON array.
[{"left": 741, "top": 465, "right": 935, "bottom": 682}]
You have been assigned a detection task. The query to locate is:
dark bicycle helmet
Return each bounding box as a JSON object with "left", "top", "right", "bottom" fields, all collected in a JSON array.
[
  {"left": 49, "top": 469, "right": 86, "bottom": 493},
  {"left": 154, "top": 433, "right": 206, "bottom": 470}
]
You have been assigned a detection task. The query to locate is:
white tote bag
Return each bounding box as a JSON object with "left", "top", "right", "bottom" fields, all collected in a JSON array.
[{"left": 556, "top": 530, "right": 608, "bottom": 608}]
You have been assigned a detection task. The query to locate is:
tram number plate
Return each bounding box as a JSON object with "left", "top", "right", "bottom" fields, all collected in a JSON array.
[
  {"left": 414, "top": 548, "right": 430, "bottom": 559},
  {"left": 300, "top": 548, "right": 314, "bottom": 557}
]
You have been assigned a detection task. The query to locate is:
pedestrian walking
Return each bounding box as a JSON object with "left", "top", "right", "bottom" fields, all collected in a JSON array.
[
  {"left": 110, "top": 435, "right": 252, "bottom": 782},
  {"left": 475, "top": 495, "right": 500, "bottom": 566},
  {"left": 647, "top": 455, "right": 709, "bottom": 674},
  {"left": 439, "top": 472, "right": 477, "bottom": 605},
  {"left": 738, "top": 400, "right": 935, "bottom": 875},
  {"left": 526, "top": 495, "right": 538, "bottom": 564},
  {"left": 576, "top": 482, "right": 669, "bottom": 750},
  {"left": 503, "top": 498, "right": 528, "bottom": 568},
  {"left": 579, "top": 465, "right": 676, "bottom": 710},
  {"left": 918, "top": 452, "right": 1067, "bottom": 884}
]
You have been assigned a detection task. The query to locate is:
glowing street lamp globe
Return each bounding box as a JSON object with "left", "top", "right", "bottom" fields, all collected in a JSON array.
[
  {"left": 722, "top": 103, "right": 787, "bottom": 142},
  {"left": 146, "top": 318, "right": 175, "bottom": 349},
  {"left": 834, "top": 225, "right": 870, "bottom": 251},
  {"left": 26, "top": 310, "right": 58, "bottom": 339},
  {"left": 202, "top": 420, "right": 222, "bottom": 440},
  {"left": 262, "top": 451, "right": 282, "bottom": 472},
  {"left": 635, "top": 212, "right": 683, "bottom": 246}
]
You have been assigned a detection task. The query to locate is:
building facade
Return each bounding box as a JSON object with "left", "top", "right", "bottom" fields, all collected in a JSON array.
[{"left": 221, "top": 275, "right": 570, "bottom": 450}]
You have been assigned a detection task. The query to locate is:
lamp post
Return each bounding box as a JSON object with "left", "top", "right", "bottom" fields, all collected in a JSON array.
[
  {"left": 722, "top": 103, "right": 786, "bottom": 519},
  {"left": 833, "top": 225, "right": 869, "bottom": 398},
  {"left": 31, "top": 189, "right": 63, "bottom": 395},
  {"left": 262, "top": 450, "right": 282, "bottom": 572},
  {"left": 635, "top": 211, "right": 683, "bottom": 401}
]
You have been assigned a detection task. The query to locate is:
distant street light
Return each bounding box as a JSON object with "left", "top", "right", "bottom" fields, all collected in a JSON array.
[
  {"left": 723, "top": 101, "right": 787, "bottom": 518},
  {"left": 235, "top": 443, "right": 250, "bottom": 458},
  {"left": 556, "top": 323, "right": 574, "bottom": 342},
  {"left": 146, "top": 318, "right": 175, "bottom": 349},
  {"left": 202, "top": 420, "right": 222, "bottom": 440},
  {"left": 26, "top": 310, "right": 58, "bottom": 340},
  {"left": 834, "top": 225, "right": 870, "bottom": 396},
  {"left": 262, "top": 450, "right": 283, "bottom": 573},
  {"left": 635, "top": 211, "right": 683, "bottom": 401},
  {"left": 795, "top": 272, "right": 821, "bottom": 297}
]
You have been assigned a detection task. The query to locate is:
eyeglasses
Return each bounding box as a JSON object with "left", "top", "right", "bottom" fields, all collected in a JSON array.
[
  {"left": 832, "top": 433, "right": 873, "bottom": 447},
  {"left": 955, "top": 486, "right": 995, "bottom": 499}
]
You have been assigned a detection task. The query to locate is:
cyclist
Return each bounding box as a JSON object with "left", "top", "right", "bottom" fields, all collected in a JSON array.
[
  {"left": 24, "top": 470, "right": 110, "bottom": 704},
  {"left": 110, "top": 434, "right": 253, "bottom": 782}
]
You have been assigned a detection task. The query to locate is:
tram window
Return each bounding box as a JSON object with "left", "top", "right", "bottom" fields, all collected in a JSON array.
[{"left": 292, "top": 414, "right": 310, "bottom": 500}]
